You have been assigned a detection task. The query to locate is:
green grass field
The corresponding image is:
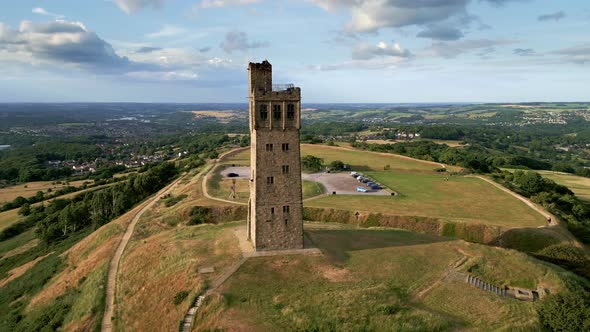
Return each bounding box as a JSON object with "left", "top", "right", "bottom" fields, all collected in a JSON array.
[
  {"left": 226, "top": 145, "right": 545, "bottom": 228},
  {"left": 196, "top": 225, "right": 573, "bottom": 331},
  {"left": 306, "top": 171, "right": 546, "bottom": 227}
]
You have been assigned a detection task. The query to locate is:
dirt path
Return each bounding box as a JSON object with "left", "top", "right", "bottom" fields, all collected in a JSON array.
[
  {"left": 200, "top": 148, "right": 249, "bottom": 206},
  {"left": 101, "top": 175, "right": 187, "bottom": 332}
]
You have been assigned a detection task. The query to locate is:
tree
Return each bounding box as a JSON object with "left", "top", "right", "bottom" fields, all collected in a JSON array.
[
  {"left": 329, "top": 160, "right": 346, "bottom": 172},
  {"left": 301, "top": 155, "right": 324, "bottom": 172},
  {"left": 18, "top": 203, "right": 31, "bottom": 216}
]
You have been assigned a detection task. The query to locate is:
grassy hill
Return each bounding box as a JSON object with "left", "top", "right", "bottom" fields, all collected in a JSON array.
[{"left": 195, "top": 223, "right": 584, "bottom": 331}]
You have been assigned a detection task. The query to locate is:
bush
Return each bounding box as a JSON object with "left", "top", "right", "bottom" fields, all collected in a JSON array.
[
  {"left": 537, "top": 292, "right": 590, "bottom": 332},
  {"left": 189, "top": 206, "right": 211, "bottom": 225},
  {"left": 173, "top": 290, "right": 190, "bottom": 305},
  {"left": 163, "top": 194, "right": 188, "bottom": 207}
]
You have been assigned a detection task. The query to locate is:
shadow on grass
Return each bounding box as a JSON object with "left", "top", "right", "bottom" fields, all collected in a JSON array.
[{"left": 306, "top": 228, "right": 452, "bottom": 264}]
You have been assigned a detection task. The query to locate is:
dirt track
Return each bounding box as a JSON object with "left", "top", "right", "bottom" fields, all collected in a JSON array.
[{"left": 101, "top": 175, "right": 186, "bottom": 332}]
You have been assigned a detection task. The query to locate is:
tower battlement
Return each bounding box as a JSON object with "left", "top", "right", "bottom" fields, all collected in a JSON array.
[{"left": 247, "top": 61, "right": 304, "bottom": 251}]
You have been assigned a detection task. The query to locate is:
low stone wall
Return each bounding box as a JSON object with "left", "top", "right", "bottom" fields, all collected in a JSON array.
[{"left": 303, "top": 207, "right": 506, "bottom": 245}]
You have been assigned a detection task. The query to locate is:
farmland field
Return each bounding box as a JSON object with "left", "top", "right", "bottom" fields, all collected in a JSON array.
[
  {"left": 195, "top": 224, "right": 572, "bottom": 331},
  {"left": 0, "top": 180, "right": 88, "bottom": 204}
]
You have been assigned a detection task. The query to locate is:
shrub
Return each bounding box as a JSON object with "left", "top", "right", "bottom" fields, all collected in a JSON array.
[
  {"left": 189, "top": 206, "right": 211, "bottom": 225},
  {"left": 537, "top": 292, "right": 590, "bottom": 332},
  {"left": 173, "top": 290, "right": 190, "bottom": 305}
]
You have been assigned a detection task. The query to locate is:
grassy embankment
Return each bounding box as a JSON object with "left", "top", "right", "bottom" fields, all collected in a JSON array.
[{"left": 195, "top": 224, "right": 583, "bottom": 331}]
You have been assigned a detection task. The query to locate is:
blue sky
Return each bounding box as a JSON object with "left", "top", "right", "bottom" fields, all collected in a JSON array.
[{"left": 0, "top": 0, "right": 589, "bottom": 103}]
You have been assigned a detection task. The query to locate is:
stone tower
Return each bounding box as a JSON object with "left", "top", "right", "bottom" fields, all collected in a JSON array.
[{"left": 247, "top": 60, "right": 304, "bottom": 251}]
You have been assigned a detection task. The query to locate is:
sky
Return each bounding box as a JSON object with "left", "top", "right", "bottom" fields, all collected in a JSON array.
[{"left": 0, "top": 0, "right": 589, "bottom": 103}]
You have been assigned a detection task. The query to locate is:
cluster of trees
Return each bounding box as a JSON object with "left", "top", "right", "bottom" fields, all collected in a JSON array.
[
  {"left": 494, "top": 170, "right": 590, "bottom": 244},
  {"left": 0, "top": 162, "right": 178, "bottom": 244}
]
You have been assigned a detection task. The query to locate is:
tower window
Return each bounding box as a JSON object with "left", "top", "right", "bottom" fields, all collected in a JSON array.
[
  {"left": 282, "top": 143, "right": 289, "bottom": 151},
  {"left": 266, "top": 176, "right": 274, "bottom": 185},
  {"left": 259, "top": 104, "right": 268, "bottom": 120},
  {"left": 271, "top": 207, "right": 275, "bottom": 215},
  {"left": 273, "top": 104, "right": 281, "bottom": 120},
  {"left": 283, "top": 205, "right": 290, "bottom": 213},
  {"left": 287, "top": 104, "right": 295, "bottom": 120},
  {"left": 265, "top": 143, "right": 273, "bottom": 152},
  {"left": 282, "top": 165, "right": 289, "bottom": 174}
]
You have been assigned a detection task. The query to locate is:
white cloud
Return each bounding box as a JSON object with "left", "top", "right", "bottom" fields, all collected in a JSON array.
[
  {"left": 352, "top": 41, "right": 412, "bottom": 60},
  {"left": 114, "top": 0, "right": 165, "bottom": 14},
  {"left": 32, "top": 7, "right": 64, "bottom": 19},
  {"left": 0, "top": 20, "right": 136, "bottom": 71},
  {"left": 199, "top": 0, "right": 262, "bottom": 8},
  {"left": 126, "top": 70, "right": 198, "bottom": 81},
  {"left": 146, "top": 25, "right": 188, "bottom": 38}
]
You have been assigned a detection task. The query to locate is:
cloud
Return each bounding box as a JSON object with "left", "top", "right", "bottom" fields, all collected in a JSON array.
[
  {"left": 199, "top": 0, "right": 262, "bottom": 8},
  {"left": 135, "top": 46, "right": 162, "bottom": 53},
  {"left": 417, "top": 25, "right": 464, "bottom": 41},
  {"left": 32, "top": 7, "right": 64, "bottom": 19},
  {"left": 199, "top": 47, "right": 212, "bottom": 53},
  {"left": 146, "top": 25, "right": 187, "bottom": 38},
  {"left": 0, "top": 20, "right": 151, "bottom": 73},
  {"left": 307, "top": 0, "right": 525, "bottom": 33},
  {"left": 352, "top": 41, "right": 412, "bottom": 60},
  {"left": 220, "top": 31, "right": 268, "bottom": 53},
  {"left": 113, "top": 0, "right": 165, "bottom": 14},
  {"left": 125, "top": 70, "right": 198, "bottom": 81},
  {"left": 552, "top": 44, "right": 590, "bottom": 64},
  {"left": 423, "top": 39, "right": 515, "bottom": 58},
  {"left": 538, "top": 11, "right": 566, "bottom": 22},
  {"left": 513, "top": 48, "right": 536, "bottom": 56}
]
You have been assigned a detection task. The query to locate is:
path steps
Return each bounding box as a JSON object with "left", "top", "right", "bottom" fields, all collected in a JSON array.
[
  {"left": 466, "top": 274, "right": 507, "bottom": 297},
  {"left": 181, "top": 296, "right": 205, "bottom": 332}
]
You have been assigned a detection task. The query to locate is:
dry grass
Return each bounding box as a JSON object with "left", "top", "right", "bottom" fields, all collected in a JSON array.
[
  {"left": 198, "top": 226, "right": 572, "bottom": 331},
  {"left": 0, "top": 209, "right": 21, "bottom": 232},
  {"left": 0, "top": 180, "right": 88, "bottom": 204},
  {"left": 226, "top": 144, "right": 458, "bottom": 172},
  {"left": 116, "top": 224, "right": 242, "bottom": 332}
]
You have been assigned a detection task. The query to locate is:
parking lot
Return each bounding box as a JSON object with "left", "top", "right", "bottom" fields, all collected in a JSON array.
[{"left": 220, "top": 166, "right": 389, "bottom": 196}]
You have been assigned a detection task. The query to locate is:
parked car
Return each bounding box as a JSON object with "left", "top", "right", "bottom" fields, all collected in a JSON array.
[{"left": 357, "top": 186, "right": 368, "bottom": 193}]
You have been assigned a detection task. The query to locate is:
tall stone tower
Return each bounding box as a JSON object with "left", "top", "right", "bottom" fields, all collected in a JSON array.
[{"left": 247, "top": 60, "right": 304, "bottom": 251}]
